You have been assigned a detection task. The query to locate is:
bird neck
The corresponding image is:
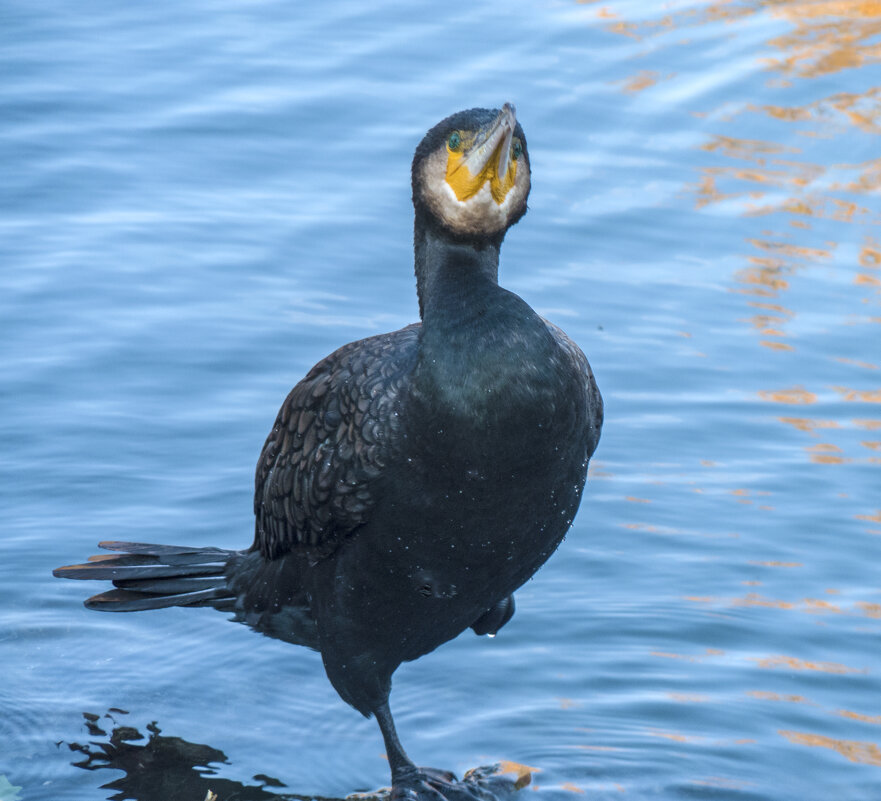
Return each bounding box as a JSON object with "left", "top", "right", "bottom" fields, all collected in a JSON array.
[
  {"left": 414, "top": 217, "right": 502, "bottom": 322},
  {"left": 409, "top": 216, "right": 559, "bottom": 438}
]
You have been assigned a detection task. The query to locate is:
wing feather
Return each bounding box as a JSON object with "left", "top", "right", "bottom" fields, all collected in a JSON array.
[{"left": 254, "top": 324, "right": 420, "bottom": 559}]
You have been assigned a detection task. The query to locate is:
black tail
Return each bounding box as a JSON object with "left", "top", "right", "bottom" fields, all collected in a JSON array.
[{"left": 53, "top": 541, "right": 239, "bottom": 612}]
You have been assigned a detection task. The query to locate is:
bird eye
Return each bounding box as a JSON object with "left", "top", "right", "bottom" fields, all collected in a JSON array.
[
  {"left": 512, "top": 140, "right": 523, "bottom": 161},
  {"left": 448, "top": 131, "right": 462, "bottom": 151}
]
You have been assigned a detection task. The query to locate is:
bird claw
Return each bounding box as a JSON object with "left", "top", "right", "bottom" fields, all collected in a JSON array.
[{"left": 390, "top": 765, "right": 523, "bottom": 801}]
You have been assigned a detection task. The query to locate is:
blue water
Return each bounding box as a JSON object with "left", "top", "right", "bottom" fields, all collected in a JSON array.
[{"left": 2, "top": 1, "right": 880, "bottom": 799}]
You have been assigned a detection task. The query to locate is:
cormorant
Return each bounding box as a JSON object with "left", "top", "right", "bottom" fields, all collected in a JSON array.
[{"left": 54, "top": 104, "right": 603, "bottom": 800}]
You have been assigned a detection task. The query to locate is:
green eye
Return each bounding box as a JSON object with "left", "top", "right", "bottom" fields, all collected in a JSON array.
[
  {"left": 448, "top": 131, "right": 462, "bottom": 151},
  {"left": 512, "top": 140, "right": 523, "bottom": 161}
]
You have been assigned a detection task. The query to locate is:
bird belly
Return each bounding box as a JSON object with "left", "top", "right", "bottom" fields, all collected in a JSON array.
[{"left": 355, "top": 439, "right": 586, "bottom": 659}]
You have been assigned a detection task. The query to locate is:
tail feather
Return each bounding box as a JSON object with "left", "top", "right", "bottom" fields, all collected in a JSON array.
[
  {"left": 53, "top": 541, "right": 239, "bottom": 613},
  {"left": 96, "top": 540, "right": 230, "bottom": 556},
  {"left": 85, "top": 587, "right": 233, "bottom": 612},
  {"left": 113, "top": 576, "right": 226, "bottom": 594}
]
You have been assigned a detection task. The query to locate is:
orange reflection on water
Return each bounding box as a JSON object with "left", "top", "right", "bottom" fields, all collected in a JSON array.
[
  {"left": 758, "top": 386, "right": 817, "bottom": 404},
  {"left": 778, "top": 730, "right": 881, "bottom": 767},
  {"left": 832, "top": 387, "right": 881, "bottom": 403},
  {"left": 765, "top": 2, "right": 881, "bottom": 78},
  {"left": 836, "top": 357, "right": 878, "bottom": 369},
  {"left": 686, "top": 593, "right": 844, "bottom": 614},
  {"left": 856, "top": 602, "right": 881, "bottom": 618},
  {"left": 861, "top": 237, "right": 881, "bottom": 265},
  {"left": 617, "top": 69, "right": 673, "bottom": 93},
  {"left": 651, "top": 648, "right": 726, "bottom": 663},
  {"left": 747, "top": 690, "right": 811, "bottom": 703},
  {"left": 839, "top": 709, "right": 881, "bottom": 724},
  {"left": 761, "top": 340, "right": 795, "bottom": 351},
  {"left": 806, "top": 443, "right": 848, "bottom": 464},
  {"left": 754, "top": 654, "right": 867, "bottom": 674},
  {"left": 778, "top": 416, "right": 839, "bottom": 433}
]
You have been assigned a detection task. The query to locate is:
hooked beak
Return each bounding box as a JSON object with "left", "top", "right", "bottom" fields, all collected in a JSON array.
[
  {"left": 460, "top": 103, "right": 517, "bottom": 180},
  {"left": 445, "top": 103, "right": 519, "bottom": 205}
]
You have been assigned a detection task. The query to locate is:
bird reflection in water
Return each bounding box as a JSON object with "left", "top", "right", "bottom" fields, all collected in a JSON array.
[
  {"left": 67, "top": 710, "right": 529, "bottom": 801},
  {"left": 54, "top": 104, "right": 602, "bottom": 801},
  {"left": 68, "top": 709, "right": 282, "bottom": 801}
]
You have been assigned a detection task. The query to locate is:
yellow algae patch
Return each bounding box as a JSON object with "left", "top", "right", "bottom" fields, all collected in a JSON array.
[
  {"left": 759, "top": 387, "right": 817, "bottom": 404},
  {"left": 778, "top": 731, "right": 881, "bottom": 767},
  {"left": 754, "top": 655, "right": 867, "bottom": 674}
]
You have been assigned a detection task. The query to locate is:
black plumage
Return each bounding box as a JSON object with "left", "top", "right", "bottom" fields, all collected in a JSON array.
[{"left": 55, "top": 104, "right": 603, "bottom": 801}]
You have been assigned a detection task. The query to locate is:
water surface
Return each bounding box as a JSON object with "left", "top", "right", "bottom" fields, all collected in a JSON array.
[{"left": 2, "top": 1, "right": 880, "bottom": 799}]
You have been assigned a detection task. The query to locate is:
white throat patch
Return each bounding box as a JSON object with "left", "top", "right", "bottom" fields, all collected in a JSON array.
[{"left": 418, "top": 147, "right": 530, "bottom": 238}]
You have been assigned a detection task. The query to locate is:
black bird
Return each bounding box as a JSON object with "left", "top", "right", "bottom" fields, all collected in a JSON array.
[{"left": 55, "top": 104, "right": 603, "bottom": 801}]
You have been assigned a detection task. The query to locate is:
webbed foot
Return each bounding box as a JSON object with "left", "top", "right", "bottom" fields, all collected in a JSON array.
[{"left": 389, "top": 764, "right": 527, "bottom": 801}]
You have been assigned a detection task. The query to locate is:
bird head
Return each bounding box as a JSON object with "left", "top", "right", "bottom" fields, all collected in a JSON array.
[{"left": 412, "top": 104, "right": 531, "bottom": 241}]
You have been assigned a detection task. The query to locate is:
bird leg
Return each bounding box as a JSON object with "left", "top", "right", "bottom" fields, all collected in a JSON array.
[
  {"left": 374, "top": 700, "right": 419, "bottom": 781},
  {"left": 374, "top": 701, "right": 520, "bottom": 801}
]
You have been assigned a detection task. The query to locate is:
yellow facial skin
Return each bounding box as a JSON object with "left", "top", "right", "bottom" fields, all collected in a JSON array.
[{"left": 445, "top": 134, "right": 519, "bottom": 206}]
